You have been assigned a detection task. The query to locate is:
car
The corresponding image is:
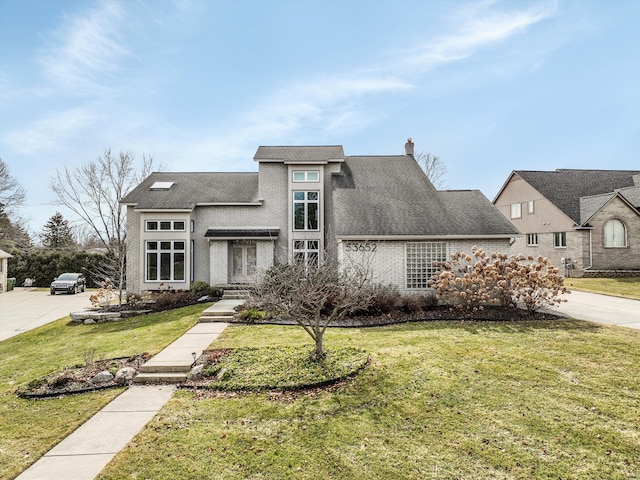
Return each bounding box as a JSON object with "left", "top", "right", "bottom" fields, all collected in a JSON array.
[{"left": 50, "top": 273, "right": 86, "bottom": 295}]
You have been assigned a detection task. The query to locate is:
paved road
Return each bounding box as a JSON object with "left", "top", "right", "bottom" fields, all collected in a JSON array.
[
  {"left": 551, "top": 290, "right": 640, "bottom": 329},
  {"left": 0, "top": 288, "right": 93, "bottom": 341}
]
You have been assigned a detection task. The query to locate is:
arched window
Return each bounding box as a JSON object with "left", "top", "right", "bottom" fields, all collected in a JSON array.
[{"left": 604, "top": 219, "right": 627, "bottom": 247}]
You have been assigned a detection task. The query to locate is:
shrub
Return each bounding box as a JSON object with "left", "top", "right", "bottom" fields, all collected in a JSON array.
[
  {"left": 431, "top": 247, "right": 567, "bottom": 314},
  {"left": 398, "top": 293, "right": 437, "bottom": 313},
  {"left": 366, "top": 283, "right": 400, "bottom": 314},
  {"left": 190, "top": 280, "right": 212, "bottom": 298},
  {"left": 236, "top": 308, "right": 266, "bottom": 323}
]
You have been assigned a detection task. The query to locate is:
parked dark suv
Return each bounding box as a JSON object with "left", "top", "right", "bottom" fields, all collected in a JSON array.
[{"left": 50, "top": 273, "right": 86, "bottom": 295}]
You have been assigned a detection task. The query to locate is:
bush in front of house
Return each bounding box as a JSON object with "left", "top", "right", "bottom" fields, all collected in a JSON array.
[
  {"left": 190, "top": 280, "right": 213, "bottom": 298},
  {"left": 431, "top": 247, "right": 568, "bottom": 314}
]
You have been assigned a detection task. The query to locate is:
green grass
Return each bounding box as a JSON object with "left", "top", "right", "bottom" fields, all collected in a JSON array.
[
  {"left": 566, "top": 277, "right": 640, "bottom": 300},
  {"left": 198, "top": 346, "right": 369, "bottom": 391},
  {"left": 99, "top": 320, "right": 640, "bottom": 480},
  {"left": 0, "top": 303, "right": 210, "bottom": 480}
]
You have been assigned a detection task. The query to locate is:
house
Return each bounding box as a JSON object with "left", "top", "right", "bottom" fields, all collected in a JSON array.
[
  {"left": 0, "top": 249, "right": 12, "bottom": 293},
  {"left": 121, "top": 140, "right": 519, "bottom": 294},
  {"left": 493, "top": 169, "right": 640, "bottom": 277}
]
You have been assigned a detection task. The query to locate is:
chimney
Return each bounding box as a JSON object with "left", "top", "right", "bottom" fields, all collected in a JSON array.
[{"left": 405, "top": 138, "right": 414, "bottom": 156}]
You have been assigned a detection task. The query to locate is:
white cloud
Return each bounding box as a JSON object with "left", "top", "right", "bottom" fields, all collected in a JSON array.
[
  {"left": 39, "top": 0, "right": 129, "bottom": 93},
  {"left": 4, "top": 108, "right": 98, "bottom": 154},
  {"left": 395, "top": 0, "right": 559, "bottom": 71}
]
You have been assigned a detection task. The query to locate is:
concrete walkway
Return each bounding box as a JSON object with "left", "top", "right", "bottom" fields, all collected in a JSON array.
[{"left": 15, "top": 300, "right": 240, "bottom": 480}]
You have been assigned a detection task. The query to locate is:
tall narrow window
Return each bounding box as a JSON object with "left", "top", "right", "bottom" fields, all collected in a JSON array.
[
  {"left": 293, "top": 240, "right": 319, "bottom": 266},
  {"left": 510, "top": 203, "right": 522, "bottom": 219},
  {"left": 554, "top": 232, "right": 567, "bottom": 248},
  {"left": 293, "top": 191, "right": 319, "bottom": 230},
  {"left": 527, "top": 200, "right": 535, "bottom": 214},
  {"left": 604, "top": 219, "right": 627, "bottom": 247},
  {"left": 526, "top": 233, "right": 538, "bottom": 246},
  {"left": 146, "top": 241, "right": 185, "bottom": 281},
  {"left": 406, "top": 241, "right": 447, "bottom": 289}
]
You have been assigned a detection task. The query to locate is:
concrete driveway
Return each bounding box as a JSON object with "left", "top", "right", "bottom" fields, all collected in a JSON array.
[
  {"left": 0, "top": 288, "right": 93, "bottom": 341},
  {"left": 551, "top": 290, "right": 640, "bottom": 329}
]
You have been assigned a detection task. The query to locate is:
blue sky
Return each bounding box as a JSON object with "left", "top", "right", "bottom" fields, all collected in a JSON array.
[{"left": 1, "top": 0, "right": 638, "bottom": 237}]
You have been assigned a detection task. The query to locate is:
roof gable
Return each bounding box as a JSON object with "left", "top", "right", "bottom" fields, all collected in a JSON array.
[{"left": 514, "top": 169, "right": 640, "bottom": 223}]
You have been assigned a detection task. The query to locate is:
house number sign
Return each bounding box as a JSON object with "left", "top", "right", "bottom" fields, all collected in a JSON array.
[{"left": 345, "top": 243, "right": 378, "bottom": 252}]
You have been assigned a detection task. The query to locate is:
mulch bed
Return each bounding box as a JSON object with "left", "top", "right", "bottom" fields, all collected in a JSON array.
[
  {"left": 231, "top": 306, "right": 566, "bottom": 328},
  {"left": 17, "top": 353, "right": 153, "bottom": 399}
]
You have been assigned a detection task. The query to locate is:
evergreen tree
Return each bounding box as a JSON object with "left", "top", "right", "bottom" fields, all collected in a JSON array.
[{"left": 40, "top": 212, "right": 76, "bottom": 250}]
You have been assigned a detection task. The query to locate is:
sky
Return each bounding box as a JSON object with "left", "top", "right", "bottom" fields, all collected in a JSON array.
[{"left": 1, "top": 0, "right": 639, "bottom": 239}]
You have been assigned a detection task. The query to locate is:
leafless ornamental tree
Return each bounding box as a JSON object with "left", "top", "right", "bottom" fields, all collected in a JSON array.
[
  {"left": 50, "top": 149, "right": 154, "bottom": 303},
  {"left": 0, "top": 158, "right": 26, "bottom": 214},
  {"left": 415, "top": 152, "right": 447, "bottom": 188},
  {"left": 251, "top": 251, "right": 375, "bottom": 359}
]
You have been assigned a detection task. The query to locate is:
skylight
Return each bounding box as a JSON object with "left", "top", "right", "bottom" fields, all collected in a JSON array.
[{"left": 150, "top": 181, "right": 175, "bottom": 190}]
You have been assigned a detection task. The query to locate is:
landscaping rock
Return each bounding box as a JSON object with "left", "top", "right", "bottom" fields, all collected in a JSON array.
[
  {"left": 188, "top": 364, "right": 204, "bottom": 381},
  {"left": 84, "top": 318, "right": 96, "bottom": 325},
  {"left": 115, "top": 367, "right": 137, "bottom": 385},
  {"left": 91, "top": 370, "right": 114, "bottom": 384}
]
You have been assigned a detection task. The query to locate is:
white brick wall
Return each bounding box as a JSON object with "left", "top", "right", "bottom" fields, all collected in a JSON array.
[{"left": 339, "top": 238, "right": 513, "bottom": 294}]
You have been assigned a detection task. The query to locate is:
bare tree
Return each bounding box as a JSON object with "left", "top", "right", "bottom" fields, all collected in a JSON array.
[
  {"left": 415, "top": 152, "right": 447, "bottom": 188},
  {"left": 249, "top": 249, "right": 375, "bottom": 359},
  {"left": 0, "top": 158, "right": 26, "bottom": 214},
  {"left": 50, "top": 149, "right": 154, "bottom": 303},
  {"left": 0, "top": 159, "right": 31, "bottom": 250}
]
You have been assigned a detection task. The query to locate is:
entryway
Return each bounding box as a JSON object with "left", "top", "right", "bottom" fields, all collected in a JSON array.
[{"left": 231, "top": 242, "right": 256, "bottom": 283}]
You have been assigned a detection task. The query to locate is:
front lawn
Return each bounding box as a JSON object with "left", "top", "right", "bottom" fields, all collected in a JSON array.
[
  {"left": 566, "top": 277, "right": 640, "bottom": 300},
  {"left": 0, "top": 303, "right": 210, "bottom": 480},
  {"left": 99, "top": 320, "right": 640, "bottom": 480}
]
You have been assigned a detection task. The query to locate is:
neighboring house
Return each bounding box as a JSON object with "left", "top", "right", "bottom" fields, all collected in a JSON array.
[
  {"left": 121, "top": 140, "right": 519, "bottom": 294},
  {"left": 494, "top": 169, "right": 640, "bottom": 277},
  {"left": 0, "top": 249, "right": 12, "bottom": 293}
]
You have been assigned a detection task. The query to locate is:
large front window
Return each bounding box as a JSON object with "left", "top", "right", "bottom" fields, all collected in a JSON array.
[
  {"left": 406, "top": 241, "right": 447, "bottom": 289},
  {"left": 293, "top": 191, "right": 319, "bottom": 230},
  {"left": 146, "top": 241, "right": 185, "bottom": 282}
]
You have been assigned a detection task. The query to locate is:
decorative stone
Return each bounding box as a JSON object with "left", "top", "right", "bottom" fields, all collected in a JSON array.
[
  {"left": 91, "top": 370, "right": 114, "bottom": 384},
  {"left": 83, "top": 319, "right": 96, "bottom": 325},
  {"left": 188, "top": 364, "right": 204, "bottom": 381},
  {"left": 70, "top": 311, "right": 121, "bottom": 323},
  {"left": 115, "top": 367, "right": 137, "bottom": 385}
]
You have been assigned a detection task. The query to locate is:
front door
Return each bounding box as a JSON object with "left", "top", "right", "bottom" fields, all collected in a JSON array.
[{"left": 231, "top": 243, "right": 256, "bottom": 283}]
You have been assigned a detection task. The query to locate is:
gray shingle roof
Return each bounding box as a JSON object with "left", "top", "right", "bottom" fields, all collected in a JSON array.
[
  {"left": 580, "top": 185, "right": 640, "bottom": 224},
  {"left": 254, "top": 146, "right": 344, "bottom": 163},
  {"left": 121, "top": 172, "right": 259, "bottom": 209},
  {"left": 516, "top": 169, "right": 640, "bottom": 224},
  {"left": 332, "top": 155, "right": 519, "bottom": 237}
]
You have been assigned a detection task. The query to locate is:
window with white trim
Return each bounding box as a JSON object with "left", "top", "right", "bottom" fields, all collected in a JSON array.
[
  {"left": 510, "top": 203, "right": 522, "bottom": 219},
  {"left": 526, "top": 233, "right": 538, "bottom": 246},
  {"left": 527, "top": 200, "right": 535, "bottom": 214},
  {"left": 554, "top": 232, "right": 567, "bottom": 248},
  {"left": 146, "top": 220, "right": 186, "bottom": 231},
  {"left": 604, "top": 219, "right": 627, "bottom": 247},
  {"left": 145, "top": 241, "right": 185, "bottom": 281},
  {"left": 293, "top": 240, "right": 319, "bottom": 266},
  {"left": 292, "top": 170, "right": 319, "bottom": 182},
  {"left": 406, "top": 241, "right": 447, "bottom": 289},
  {"left": 293, "top": 191, "right": 319, "bottom": 230}
]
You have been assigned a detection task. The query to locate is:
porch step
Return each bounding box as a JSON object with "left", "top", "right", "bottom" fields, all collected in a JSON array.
[
  {"left": 133, "top": 372, "right": 188, "bottom": 384},
  {"left": 222, "top": 291, "right": 249, "bottom": 300},
  {"left": 140, "top": 363, "right": 191, "bottom": 374},
  {"left": 198, "top": 315, "right": 234, "bottom": 323}
]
